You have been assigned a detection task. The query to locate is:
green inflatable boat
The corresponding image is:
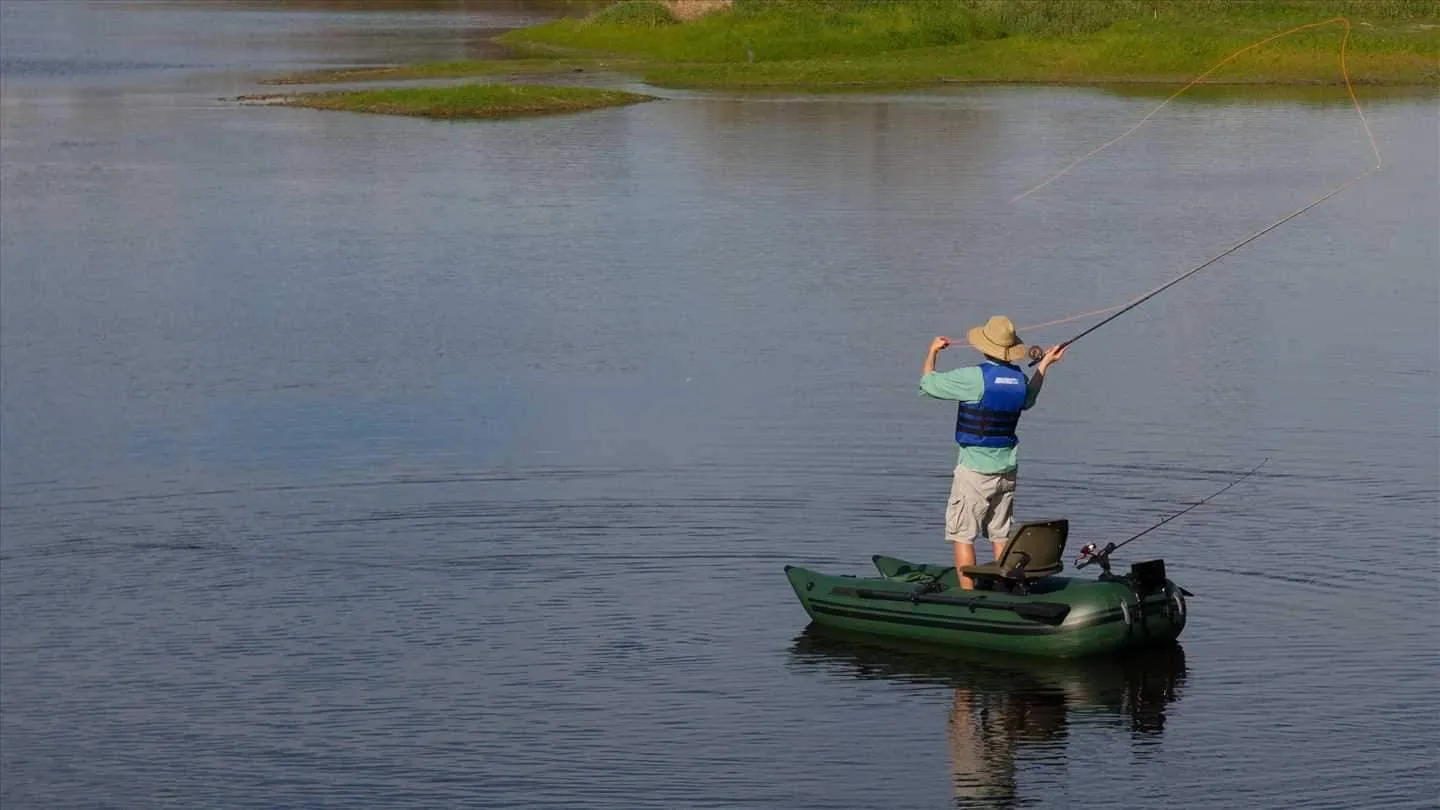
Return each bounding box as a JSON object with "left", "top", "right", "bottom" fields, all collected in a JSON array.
[{"left": 784, "top": 519, "right": 1190, "bottom": 659}]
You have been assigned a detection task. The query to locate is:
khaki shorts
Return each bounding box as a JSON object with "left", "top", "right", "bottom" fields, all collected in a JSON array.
[{"left": 945, "top": 465, "right": 1016, "bottom": 545}]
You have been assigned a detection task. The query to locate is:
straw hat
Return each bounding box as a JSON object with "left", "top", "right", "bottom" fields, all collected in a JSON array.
[{"left": 966, "top": 315, "right": 1027, "bottom": 363}]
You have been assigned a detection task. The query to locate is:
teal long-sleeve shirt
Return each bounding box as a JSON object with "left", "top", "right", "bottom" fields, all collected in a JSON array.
[{"left": 919, "top": 366, "right": 1045, "bottom": 474}]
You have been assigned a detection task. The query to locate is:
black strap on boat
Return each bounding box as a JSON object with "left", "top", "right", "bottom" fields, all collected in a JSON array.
[{"left": 842, "top": 587, "right": 1070, "bottom": 624}]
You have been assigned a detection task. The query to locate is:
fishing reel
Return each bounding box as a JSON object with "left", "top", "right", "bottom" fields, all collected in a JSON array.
[
  {"left": 1026, "top": 344, "right": 1045, "bottom": 363},
  {"left": 1075, "top": 542, "right": 1116, "bottom": 575}
]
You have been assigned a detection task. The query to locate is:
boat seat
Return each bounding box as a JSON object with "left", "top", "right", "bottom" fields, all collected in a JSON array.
[{"left": 961, "top": 519, "right": 1069, "bottom": 593}]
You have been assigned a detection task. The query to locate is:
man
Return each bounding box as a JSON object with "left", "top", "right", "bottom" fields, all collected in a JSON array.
[{"left": 920, "top": 315, "right": 1066, "bottom": 590}]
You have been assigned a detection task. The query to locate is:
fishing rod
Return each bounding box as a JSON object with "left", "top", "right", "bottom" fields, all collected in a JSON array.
[
  {"left": 1025, "top": 165, "right": 1376, "bottom": 367},
  {"left": 1075, "top": 458, "right": 1269, "bottom": 573}
]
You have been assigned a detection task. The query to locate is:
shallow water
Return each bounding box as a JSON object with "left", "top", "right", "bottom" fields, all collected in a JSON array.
[{"left": 2, "top": 2, "right": 1437, "bottom": 808}]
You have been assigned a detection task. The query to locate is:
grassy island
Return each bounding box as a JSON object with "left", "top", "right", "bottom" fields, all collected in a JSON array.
[
  {"left": 266, "top": 83, "right": 654, "bottom": 120},
  {"left": 254, "top": 1, "right": 1438, "bottom": 117},
  {"left": 257, "top": 58, "right": 642, "bottom": 86}
]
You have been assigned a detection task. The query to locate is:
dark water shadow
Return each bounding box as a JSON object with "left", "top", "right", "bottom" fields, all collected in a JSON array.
[
  {"left": 790, "top": 625, "right": 1189, "bottom": 729},
  {"left": 789, "top": 626, "right": 1189, "bottom": 808}
]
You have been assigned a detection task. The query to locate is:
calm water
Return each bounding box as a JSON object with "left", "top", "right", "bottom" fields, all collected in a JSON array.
[{"left": 2, "top": 2, "right": 1437, "bottom": 808}]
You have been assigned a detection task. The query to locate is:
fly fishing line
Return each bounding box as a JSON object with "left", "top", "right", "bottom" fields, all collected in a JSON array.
[{"left": 1009, "top": 17, "right": 1383, "bottom": 362}]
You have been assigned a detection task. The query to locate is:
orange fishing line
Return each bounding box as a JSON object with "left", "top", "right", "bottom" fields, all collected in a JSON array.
[{"left": 1015, "top": 17, "right": 1382, "bottom": 337}]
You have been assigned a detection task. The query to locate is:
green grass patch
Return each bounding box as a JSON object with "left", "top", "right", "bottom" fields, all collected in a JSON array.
[
  {"left": 590, "top": 0, "right": 680, "bottom": 26},
  {"left": 639, "top": 18, "right": 1439, "bottom": 88},
  {"left": 274, "top": 84, "right": 654, "bottom": 120},
  {"left": 497, "top": 0, "right": 1440, "bottom": 87},
  {"left": 501, "top": 0, "right": 1007, "bottom": 62}
]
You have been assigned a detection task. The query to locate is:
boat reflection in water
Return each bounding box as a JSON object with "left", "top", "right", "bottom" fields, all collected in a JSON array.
[{"left": 788, "top": 627, "right": 1188, "bottom": 806}]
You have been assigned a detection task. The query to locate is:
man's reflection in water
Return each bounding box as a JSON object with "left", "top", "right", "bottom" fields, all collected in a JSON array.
[
  {"left": 946, "top": 683, "right": 1068, "bottom": 804},
  {"left": 789, "top": 629, "right": 1188, "bottom": 809}
]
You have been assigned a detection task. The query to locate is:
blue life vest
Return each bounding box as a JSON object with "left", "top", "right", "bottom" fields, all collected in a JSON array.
[{"left": 954, "top": 361, "right": 1028, "bottom": 448}]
